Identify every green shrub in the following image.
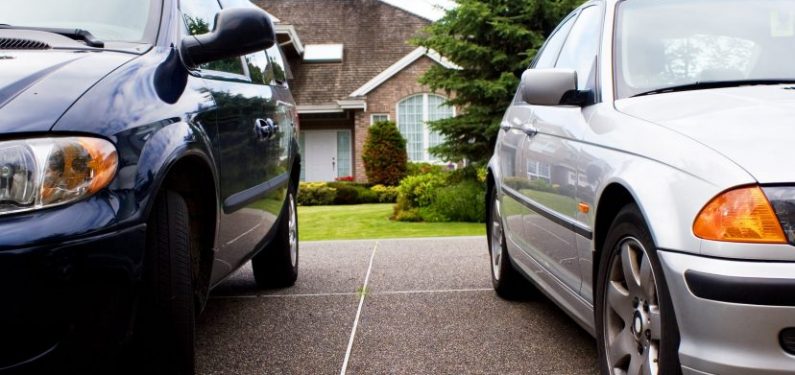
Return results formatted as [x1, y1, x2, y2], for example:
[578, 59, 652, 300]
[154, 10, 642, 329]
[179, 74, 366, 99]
[371, 184, 399, 203]
[297, 182, 337, 206]
[407, 162, 446, 176]
[447, 165, 480, 184]
[395, 173, 447, 210]
[331, 183, 359, 205]
[392, 207, 423, 222]
[477, 167, 488, 184]
[363, 121, 408, 186]
[428, 180, 487, 222]
[357, 188, 380, 204]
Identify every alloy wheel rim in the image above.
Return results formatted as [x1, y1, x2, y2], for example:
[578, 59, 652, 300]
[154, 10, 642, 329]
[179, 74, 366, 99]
[604, 237, 661, 375]
[288, 193, 298, 267]
[491, 198, 503, 280]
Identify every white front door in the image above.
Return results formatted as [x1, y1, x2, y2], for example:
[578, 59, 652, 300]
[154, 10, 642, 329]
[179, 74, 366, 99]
[303, 130, 338, 182]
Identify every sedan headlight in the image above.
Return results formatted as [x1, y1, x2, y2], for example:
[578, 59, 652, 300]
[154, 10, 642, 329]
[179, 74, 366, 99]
[762, 186, 795, 245]
[0, 137, 118, 216]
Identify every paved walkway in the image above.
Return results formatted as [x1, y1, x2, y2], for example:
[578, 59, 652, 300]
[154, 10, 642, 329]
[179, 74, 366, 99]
[196, 237, 598, 374]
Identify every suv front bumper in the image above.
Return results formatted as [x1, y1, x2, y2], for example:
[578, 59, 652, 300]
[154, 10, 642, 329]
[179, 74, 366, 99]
[0, 221, 146, 372]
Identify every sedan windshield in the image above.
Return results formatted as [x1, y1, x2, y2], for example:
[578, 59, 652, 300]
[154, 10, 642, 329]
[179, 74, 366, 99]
[616, 0, 795, 98]
[0, 0, 160, 44]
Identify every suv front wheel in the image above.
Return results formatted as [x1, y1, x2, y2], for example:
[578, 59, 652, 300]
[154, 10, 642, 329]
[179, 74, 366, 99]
[252, 185, 299, 288]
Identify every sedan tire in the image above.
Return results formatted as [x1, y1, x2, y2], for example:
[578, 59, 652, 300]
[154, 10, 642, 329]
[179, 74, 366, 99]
[489, 189, 534, 300]
[595, 204, 681, 375]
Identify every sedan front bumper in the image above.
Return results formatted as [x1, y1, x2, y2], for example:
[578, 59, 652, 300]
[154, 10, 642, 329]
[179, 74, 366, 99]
[659, 250, 795, 375]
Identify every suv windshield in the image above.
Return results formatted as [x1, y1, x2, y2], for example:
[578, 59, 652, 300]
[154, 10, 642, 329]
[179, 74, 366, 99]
[616, 0, 795, 98]
[0, 0, 161, 44]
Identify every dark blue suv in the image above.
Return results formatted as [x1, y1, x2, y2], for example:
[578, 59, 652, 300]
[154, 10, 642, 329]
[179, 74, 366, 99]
[0, 0, 301, 373]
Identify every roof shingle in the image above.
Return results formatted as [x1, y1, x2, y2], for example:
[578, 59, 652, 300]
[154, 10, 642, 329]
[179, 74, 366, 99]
[256, 0, 430, 105]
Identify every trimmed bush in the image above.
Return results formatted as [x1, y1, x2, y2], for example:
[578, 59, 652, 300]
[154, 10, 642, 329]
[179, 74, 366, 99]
[392, 167, 487, 223]
[330, 183, 359, 205]
[363, 121, 408, 186]
[392, 207, 423, 222]
[371, 184, 399, 203]
[297, 182, 337, 206]
[299, 182, 383, 206]
[428, 180, 487, 222]
[395, 173, 448, 211]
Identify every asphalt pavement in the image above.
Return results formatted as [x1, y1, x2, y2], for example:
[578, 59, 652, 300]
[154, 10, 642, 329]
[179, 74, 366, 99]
[196, 236, 598, 374]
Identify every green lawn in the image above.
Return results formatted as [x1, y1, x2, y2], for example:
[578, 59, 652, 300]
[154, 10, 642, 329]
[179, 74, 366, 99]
[298, 204, 485, 241]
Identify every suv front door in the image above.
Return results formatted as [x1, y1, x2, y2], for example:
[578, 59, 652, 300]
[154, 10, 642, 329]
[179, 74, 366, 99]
[180, 0, 280, 279]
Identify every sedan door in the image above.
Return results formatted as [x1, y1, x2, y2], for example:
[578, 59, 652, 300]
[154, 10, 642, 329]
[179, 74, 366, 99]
[510, 5, 603, 299]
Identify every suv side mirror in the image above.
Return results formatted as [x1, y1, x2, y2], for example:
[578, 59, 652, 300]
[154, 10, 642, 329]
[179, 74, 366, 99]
[521, 69, 590, 106]
[181, 7, 276, 68]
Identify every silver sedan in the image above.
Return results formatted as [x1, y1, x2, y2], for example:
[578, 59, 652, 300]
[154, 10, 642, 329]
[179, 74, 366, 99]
[487, 0, 795, 374]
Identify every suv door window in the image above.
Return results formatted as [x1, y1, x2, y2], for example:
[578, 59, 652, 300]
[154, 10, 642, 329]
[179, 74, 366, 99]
[554, 5, 602, 90]
[265, 44, 289, 84]
[245, 51, 270, 85]
[180, 0, 245, 76]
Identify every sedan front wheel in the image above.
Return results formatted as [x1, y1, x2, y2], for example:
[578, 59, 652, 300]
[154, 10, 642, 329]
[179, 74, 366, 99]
[595, 204, 681, 375]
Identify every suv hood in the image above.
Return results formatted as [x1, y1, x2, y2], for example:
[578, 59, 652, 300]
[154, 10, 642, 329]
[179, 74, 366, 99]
[0, 50, 135, 133]
[616, 85, 795, 184]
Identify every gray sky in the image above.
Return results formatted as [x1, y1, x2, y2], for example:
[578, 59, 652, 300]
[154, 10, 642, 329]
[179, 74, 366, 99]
[380, 0, 456, 21]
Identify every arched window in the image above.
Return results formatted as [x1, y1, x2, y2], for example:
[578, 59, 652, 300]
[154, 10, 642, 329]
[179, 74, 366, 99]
[397, 94, 455, 162]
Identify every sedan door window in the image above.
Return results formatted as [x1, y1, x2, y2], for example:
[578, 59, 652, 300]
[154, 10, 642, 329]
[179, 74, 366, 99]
[532, 14, 577, 69]
[555, 5, 602, 91]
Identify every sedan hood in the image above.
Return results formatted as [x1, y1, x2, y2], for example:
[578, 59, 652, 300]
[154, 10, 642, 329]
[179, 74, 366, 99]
[616, 85, 795, 184]
[0, 49, 135, 133]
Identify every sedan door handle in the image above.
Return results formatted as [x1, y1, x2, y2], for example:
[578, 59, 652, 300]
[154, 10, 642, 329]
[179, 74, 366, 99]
[500, 122, 513, 131]
[521, 123, 539, 137]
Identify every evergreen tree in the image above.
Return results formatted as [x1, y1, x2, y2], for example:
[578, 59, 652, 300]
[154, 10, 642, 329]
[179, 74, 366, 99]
[413, 0, 582, 165]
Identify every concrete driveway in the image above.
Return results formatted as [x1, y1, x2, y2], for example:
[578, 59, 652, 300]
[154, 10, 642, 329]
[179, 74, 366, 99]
[196, 237, 598, 374]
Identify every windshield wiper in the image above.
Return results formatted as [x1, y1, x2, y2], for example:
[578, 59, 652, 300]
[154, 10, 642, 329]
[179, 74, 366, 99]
[0, 25, 104, 48]
[632, 79, 795, 97]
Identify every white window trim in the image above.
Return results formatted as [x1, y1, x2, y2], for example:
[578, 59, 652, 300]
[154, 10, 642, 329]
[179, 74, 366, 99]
[396, 93, 456, 163]
[370, 114, 391, 125]
[336, 130, 353, 179]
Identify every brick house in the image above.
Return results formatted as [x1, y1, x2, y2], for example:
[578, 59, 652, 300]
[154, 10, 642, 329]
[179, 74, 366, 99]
[258, 0, 458, 182]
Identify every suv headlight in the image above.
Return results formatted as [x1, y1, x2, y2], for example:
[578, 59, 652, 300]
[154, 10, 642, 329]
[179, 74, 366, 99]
[0, 137, 118, 216]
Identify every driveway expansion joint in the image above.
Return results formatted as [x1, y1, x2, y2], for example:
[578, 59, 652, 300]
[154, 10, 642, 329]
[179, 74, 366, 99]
[340, 240, 379, 375]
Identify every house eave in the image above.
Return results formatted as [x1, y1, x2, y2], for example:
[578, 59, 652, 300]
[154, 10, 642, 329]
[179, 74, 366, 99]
[296, 99, 366, 115]
[349, 47, 461, 97]
[297, 104, 344, 114]
[275, 24, 305, 55]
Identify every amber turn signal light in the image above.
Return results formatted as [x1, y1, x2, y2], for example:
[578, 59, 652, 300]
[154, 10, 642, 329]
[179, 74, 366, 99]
[694, 186, 787, 244]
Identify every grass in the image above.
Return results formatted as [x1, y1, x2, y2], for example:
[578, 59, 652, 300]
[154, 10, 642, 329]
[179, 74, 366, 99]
[298, 204, 485, 241]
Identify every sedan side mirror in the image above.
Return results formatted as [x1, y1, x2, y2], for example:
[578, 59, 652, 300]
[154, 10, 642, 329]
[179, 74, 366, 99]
[521, 69, 590, 106]
[181, 7, 276, 69]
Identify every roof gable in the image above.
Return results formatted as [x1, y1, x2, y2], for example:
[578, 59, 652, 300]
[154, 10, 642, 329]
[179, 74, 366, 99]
[349, 47, 460, 97]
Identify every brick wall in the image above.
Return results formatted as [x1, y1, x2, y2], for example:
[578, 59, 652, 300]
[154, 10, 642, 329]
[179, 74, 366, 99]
[353, 56, 448, 182]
